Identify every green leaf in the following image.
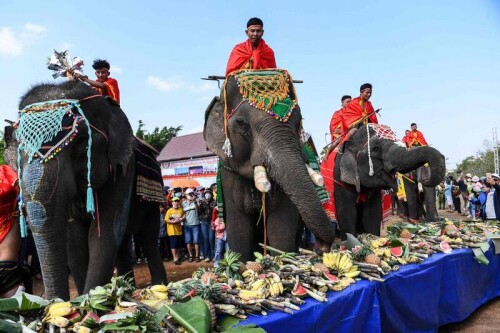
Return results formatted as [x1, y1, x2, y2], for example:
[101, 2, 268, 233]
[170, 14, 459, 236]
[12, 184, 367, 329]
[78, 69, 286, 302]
[151, 305, 170, 325]
[403, 244, 410, 259]
[219, 316, 241, 330]
[164, 296, 211, 333]
[0, 298, 20, 312]
[219, 317, 266, 333]
[472, 248, 490, 265]
[479, 242, 490, 252]
[100, 323, 140, 332]
[0, 319, 22, 333]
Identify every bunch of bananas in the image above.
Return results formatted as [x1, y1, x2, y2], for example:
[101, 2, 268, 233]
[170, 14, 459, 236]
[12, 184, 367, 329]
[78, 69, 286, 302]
[43, 301, 76, 327]
[242, 269, 258, 284]
[150, 284, 169, 300]
[239, 288, 266, 300]
[246, 273, 284, 297]
[323, 252, 360, 278]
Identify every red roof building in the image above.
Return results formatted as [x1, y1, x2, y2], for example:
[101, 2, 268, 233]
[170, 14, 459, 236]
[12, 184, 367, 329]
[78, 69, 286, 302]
[157, 132, 218, 188]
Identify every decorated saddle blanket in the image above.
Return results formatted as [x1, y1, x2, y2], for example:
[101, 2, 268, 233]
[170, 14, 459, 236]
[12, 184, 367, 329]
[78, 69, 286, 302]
[134, 138, 165, 203]
[0, 165, 19, 244]
[226, 69, 297, 122]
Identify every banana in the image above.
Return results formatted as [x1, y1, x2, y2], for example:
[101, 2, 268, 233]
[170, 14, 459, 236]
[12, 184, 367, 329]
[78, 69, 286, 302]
[48, 316, 70, 328]
[341, 260, 353, 275]
[331, 252, 339, 268]
[234, 280, 244, 288]
[343, 270, 361, 278]
[338, 254, 349, 272]
[250, 279, 266, 291]
[152, 290, 168, 300]
[151, 285, 168, 293]
[349, 265, 359, 273]
[242, 269, 256, 278]
[336, 252, 343, 269]
[46, 305, 74, 319]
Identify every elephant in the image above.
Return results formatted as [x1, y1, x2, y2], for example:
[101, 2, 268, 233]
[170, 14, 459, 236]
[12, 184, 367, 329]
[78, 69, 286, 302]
[203, 72, 336, 262]
[397, 165, 440, 222]
[334, 124, 445, 237]
[3, 81, 167, 299]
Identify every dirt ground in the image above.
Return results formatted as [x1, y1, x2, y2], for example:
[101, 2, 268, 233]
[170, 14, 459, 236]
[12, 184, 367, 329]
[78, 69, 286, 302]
[31, 208, 499, 331]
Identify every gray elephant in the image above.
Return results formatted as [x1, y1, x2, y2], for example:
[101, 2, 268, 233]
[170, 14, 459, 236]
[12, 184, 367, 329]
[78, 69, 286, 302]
[203, 71, 335, 262]
[4, 81, 167, 300]
[334, 124, 445, 237]
[397, 165, 440, 222]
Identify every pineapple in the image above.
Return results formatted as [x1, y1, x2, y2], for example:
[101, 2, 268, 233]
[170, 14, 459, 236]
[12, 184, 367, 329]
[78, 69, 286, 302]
[312, 262, 329, 273]
[399, 229, 411, 239]
[245, 261, 263, 274]
[200, 271, 218, 285]
[364, 253, 381, 266]
[204, 300, 217, 328]
[444, 224, 459, 238]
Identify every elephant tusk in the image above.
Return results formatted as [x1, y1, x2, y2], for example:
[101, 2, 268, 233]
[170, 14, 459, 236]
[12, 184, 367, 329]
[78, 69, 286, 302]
[254, 165, 271, 193]
[306, 164, 324, 187]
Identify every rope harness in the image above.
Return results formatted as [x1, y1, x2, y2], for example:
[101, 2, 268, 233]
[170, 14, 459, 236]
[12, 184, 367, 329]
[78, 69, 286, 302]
[16, 95, 101, 237]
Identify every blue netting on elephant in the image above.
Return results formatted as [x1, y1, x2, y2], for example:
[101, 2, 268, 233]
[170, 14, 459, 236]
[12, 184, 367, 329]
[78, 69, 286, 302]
[16, 99, 95, 237]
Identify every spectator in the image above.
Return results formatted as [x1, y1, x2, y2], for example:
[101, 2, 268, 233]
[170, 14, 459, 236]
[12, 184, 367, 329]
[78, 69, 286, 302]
[444, 179, 454, 212]
[199, 189, 216, 262]
[212, 207, 227, 268]
[165, 197, 185, 265]
[488, 173, 500, 219]
[457, 174, 471, 216]
[436, 182, 445, 210]
[182, 188, 201, 262]
[158, 204, 171, 261]
[468, 183, 483, 221]
[483, 183, 497, 220]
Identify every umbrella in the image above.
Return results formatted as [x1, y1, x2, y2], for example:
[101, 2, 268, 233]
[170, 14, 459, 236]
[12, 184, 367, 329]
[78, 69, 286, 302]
[169, 178, 201, 188]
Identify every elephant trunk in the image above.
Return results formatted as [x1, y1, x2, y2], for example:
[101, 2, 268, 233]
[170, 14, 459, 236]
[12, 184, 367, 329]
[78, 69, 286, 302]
[21, 161, 73, 300]
[264, 145, 335, 250]
[384, 145, 445, 187]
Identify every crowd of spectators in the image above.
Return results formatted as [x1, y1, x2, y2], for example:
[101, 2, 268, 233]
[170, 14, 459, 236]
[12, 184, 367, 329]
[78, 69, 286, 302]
[437, 172, 500, 221]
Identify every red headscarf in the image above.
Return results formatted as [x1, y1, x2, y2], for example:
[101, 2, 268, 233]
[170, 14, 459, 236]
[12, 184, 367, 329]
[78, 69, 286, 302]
[226, 39, 276, 76]
[0, 165, 18, 243]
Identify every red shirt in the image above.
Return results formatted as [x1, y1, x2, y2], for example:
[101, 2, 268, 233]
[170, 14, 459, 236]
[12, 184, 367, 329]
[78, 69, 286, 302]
[329, 109, 343, 141]
[226, 39, 277, 76]
[0, 165, 18, 243]
[341, 97, 378, 133]
[96, 77, 120, 105]
[406, 130, 428, 147]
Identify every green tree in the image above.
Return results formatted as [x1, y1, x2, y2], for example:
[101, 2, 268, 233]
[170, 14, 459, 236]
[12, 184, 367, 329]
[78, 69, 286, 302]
[455, 140, 496, 176]
[135, 121, 183, 151]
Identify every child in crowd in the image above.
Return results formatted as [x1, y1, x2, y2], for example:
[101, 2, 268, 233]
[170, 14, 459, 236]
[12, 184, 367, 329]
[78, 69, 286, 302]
[211, 206, 227, 268]
[165, 197, 185, 265]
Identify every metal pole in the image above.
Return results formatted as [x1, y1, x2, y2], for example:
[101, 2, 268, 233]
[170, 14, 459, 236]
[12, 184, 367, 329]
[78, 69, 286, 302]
[493, 127, 499, 174]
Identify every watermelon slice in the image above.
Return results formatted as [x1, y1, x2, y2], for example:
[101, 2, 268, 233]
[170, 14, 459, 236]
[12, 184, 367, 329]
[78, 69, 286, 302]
[322, 271, 339, 283]
[390, 246, 403, 257]
[440, 241, 452, 254]
[66, 311, 82, 324]
[291, 283, 308, 298]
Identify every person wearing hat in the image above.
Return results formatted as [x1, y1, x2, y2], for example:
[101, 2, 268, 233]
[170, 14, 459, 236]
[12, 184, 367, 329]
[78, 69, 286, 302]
[182, 188, 201, 262]
[341, 83, 378, 134]
[225, 17, 277, 76]
[457, 173, 472, 216]
[165, 197, 185, 265]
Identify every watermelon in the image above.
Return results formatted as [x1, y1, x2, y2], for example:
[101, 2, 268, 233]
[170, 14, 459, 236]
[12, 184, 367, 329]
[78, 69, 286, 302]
[291, 283, 308, 298]
[66, 311, 82, 324]
[322, 271, 339, 283]
[81, 311, 100, 328]
[440, 241, 452, 254]
[390, 246, 403, 257]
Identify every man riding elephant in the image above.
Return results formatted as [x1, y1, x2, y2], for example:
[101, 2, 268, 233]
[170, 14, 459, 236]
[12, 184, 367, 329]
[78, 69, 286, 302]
[226, 17, 277, 76]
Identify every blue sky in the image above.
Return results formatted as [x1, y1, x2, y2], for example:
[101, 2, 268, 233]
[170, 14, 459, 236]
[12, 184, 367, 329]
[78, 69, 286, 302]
[1, 0, 499, 170]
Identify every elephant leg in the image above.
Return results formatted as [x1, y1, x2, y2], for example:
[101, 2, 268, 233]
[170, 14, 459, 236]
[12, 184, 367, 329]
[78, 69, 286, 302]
[139, 204, 167, 285]
[115, 235, 134, 281]
[266, 194, 301, 253]
[67, 217, 89, 295]
[423, 186, 439, 221]
[361, 190, 382, 236]
[335, 187, 358, 239]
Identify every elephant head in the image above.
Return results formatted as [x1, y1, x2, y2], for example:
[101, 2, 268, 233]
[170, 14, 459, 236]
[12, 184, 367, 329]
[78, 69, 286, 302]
[5, 81, 136, 299]
[339, 124, 445, 191]
[204, 72, 335, 256]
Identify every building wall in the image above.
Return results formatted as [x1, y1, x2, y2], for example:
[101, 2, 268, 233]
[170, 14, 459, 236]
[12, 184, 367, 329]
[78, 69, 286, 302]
[161, 156, 218, 188]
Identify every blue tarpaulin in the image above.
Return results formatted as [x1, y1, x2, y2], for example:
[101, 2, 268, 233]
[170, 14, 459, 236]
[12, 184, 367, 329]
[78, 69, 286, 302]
[242, 245, 500, 333]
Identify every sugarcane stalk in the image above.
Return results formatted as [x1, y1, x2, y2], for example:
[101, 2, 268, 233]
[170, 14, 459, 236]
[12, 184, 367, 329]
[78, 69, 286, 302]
[298, 248, 317, 255]
[359, 272, 384, 282]
[262, 301, 294, 314]
[283, 293, 305, 305]
[124, 295, 180, 333]
[304, 289, 327, 302]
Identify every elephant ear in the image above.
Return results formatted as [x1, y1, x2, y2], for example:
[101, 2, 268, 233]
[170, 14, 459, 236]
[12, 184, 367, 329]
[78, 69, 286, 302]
[339, 145, 360, 192]
[417, 165, 431, 183]
[203, 96, 229, 163]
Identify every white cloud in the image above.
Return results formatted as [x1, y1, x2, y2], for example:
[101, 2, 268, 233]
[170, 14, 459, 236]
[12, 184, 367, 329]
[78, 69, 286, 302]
[147, 76, 182, 92]
[23, 23, 46, 35]
[111, 66, 123, 74]
[0, 27, 23, 56]
[186, 125, 204, 134]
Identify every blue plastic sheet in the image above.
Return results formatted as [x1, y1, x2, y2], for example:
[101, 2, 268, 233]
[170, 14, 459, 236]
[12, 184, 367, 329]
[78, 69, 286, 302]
[241, 246, 500, 333]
